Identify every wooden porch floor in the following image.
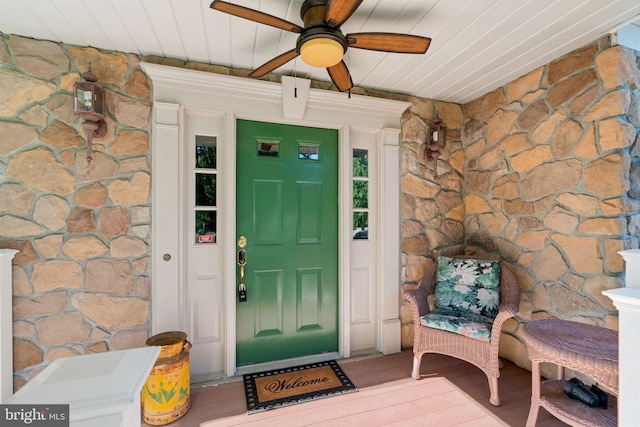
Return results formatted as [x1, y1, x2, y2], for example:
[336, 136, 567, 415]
[150, 350, 568, 426]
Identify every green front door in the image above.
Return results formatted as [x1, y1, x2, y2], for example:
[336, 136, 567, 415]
[235, 119, 339, 366]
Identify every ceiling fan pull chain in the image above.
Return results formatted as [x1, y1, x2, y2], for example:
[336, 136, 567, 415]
[293, 59, 298, 98]
[347, 50, 351, 99]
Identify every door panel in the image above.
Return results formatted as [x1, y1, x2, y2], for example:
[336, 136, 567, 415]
[297, 268, 322, 330]
[254, 180, 283, 245]
[297, 182, 323, 243]
[254, 269, 284, 336]
[236, 119, 338, 366]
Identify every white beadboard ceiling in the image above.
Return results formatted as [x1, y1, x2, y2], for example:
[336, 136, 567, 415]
[1, 0, 639, 104]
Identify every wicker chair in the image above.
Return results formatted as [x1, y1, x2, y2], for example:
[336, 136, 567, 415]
[403, 256, 521, 406]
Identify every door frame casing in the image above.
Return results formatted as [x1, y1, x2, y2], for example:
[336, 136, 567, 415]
[142, 62, 407, 377]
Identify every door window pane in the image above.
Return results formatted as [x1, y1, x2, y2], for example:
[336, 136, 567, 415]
[196, 173, 216, 206]
[196, 211, 216, 244]
[196, 136, 217, 169]
[299, 143, 319, 161]
[258, 140, 279, 157]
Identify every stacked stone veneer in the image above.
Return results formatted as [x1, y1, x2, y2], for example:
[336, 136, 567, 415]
[0, 35, 152, 390]
[400, 37, 640, 370]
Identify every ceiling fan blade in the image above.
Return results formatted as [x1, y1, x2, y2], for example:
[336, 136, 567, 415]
[347, 32, 431, 54]
[211, 0, 303, 33]
[327, 61, 353, 92]
[324, 0, 363, 27]
[249, 49, 299, 78]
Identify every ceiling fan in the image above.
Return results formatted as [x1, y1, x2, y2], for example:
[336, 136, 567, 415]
[210, 0, 431, 92]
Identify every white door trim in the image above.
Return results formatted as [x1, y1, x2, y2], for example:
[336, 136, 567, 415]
[142, 62, 407, 378]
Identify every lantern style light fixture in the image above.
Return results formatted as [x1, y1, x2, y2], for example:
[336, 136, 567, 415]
[423, 115, 447, 178]
[73, 64, 107, 164]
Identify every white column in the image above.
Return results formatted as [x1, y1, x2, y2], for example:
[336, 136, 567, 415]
[604, 287, 640, 427]
[603, 249, 640, 425]
[0, 249, 19, 402]
[151, 102, 183, 334]
[619, 249, 640, 287]
[378, 128, 401, 355]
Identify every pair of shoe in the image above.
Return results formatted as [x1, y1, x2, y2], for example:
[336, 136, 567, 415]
[563, 378, 608, 409]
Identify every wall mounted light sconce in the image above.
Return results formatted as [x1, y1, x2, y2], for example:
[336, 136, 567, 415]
[423, 115, 447, 178]
[73, 64, 107, 164]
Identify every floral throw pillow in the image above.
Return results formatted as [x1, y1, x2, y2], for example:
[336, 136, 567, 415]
[434, 256, 501, 318]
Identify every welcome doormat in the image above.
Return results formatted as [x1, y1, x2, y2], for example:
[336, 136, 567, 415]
[243, 360, 358, 414]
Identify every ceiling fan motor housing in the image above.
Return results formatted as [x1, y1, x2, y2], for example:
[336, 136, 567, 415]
[301, 0, 330, 25]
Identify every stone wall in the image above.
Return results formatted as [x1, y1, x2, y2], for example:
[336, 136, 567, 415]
[399, 99, 466, 273]
[398, 98, 466, 345]
[400, 37, 640, 370]
[0, 35, 152, 390]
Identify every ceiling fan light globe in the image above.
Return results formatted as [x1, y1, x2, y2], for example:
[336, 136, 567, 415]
[300, 38, 344, 68]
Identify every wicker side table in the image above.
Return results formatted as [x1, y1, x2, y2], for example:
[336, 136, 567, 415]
[522, 319, 618, 427]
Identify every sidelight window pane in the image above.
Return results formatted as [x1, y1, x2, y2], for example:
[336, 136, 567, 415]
[353, 180, 368, 209]
[353, 213, 368, 240]
[195, 211, 216, 244]
[196, 173, 216, 206]
[353, 149, 368, 177]
[196, 135, 217, 169]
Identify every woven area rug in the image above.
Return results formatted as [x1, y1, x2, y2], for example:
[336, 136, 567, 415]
[243, 360, 358, 414]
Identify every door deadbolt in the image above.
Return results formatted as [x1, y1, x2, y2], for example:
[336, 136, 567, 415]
[163, 254, 171, 261]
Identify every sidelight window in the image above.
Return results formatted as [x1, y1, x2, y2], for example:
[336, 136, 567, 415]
[352, 148, 369, 240]
[195, 135, 217, 244]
